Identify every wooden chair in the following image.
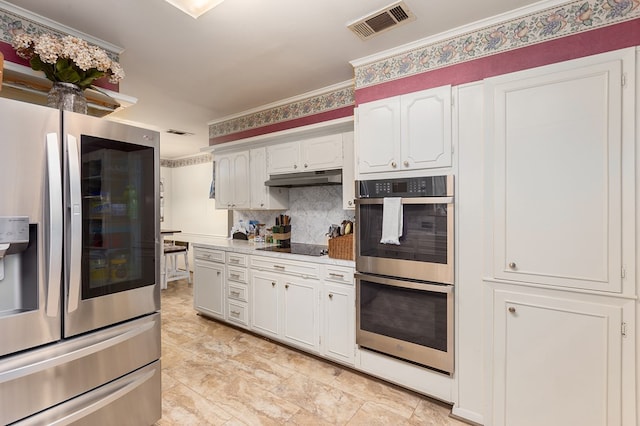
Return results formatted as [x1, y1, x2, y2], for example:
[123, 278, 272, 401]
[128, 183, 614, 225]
[161, 240, 191, 289]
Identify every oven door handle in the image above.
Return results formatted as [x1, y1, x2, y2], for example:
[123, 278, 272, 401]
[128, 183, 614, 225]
[355, 273, 453, 293]
[355, 196, 454, 205]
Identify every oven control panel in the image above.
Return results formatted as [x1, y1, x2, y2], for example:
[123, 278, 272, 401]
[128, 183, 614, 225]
[357, 175, 451, 198]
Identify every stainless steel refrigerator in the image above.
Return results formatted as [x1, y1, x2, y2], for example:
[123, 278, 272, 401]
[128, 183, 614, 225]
[0, 97, 161, 425]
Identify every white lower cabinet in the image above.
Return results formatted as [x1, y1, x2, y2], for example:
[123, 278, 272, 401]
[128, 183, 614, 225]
[281, 277, 319, 352]
[489, 287, 633, 426]
[250, 258, 320, 353]
[321, 265, 355, 365]
[193, 247, 225, 320]
[250, 270, 280, 338]
[225, 252, 249, 328]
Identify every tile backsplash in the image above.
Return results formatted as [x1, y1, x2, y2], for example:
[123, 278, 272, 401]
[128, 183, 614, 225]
[234, 186, 354, 246]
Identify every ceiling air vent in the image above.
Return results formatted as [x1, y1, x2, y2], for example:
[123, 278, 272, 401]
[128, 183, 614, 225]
[348, 1, 416, 40]
[166, 129, 194, 136]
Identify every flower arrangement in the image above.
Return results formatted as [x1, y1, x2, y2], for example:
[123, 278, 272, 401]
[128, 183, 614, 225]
[11, 33, 125, 90]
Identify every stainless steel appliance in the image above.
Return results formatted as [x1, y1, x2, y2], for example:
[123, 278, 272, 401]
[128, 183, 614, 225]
[264, 169, 342, 187]
[255, 243, 328, 256]
[0, 97, 161, 425]
[355, 175, 454, 373]
[355, 175, 454, 284]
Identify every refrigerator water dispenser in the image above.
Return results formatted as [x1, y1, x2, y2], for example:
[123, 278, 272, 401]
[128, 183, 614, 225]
[0, 216, 29, 281]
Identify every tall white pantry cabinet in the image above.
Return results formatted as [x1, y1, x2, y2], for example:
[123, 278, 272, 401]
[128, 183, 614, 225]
[482, 47, 637, 425]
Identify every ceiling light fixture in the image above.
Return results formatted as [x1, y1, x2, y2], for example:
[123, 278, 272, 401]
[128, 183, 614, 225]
[164, 0, 224, 19]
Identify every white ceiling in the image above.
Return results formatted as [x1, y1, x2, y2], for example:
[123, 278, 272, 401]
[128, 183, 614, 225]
[7, 0, 541, 158]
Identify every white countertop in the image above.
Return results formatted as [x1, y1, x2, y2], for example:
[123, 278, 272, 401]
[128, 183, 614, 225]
[193, 238, 355, 268]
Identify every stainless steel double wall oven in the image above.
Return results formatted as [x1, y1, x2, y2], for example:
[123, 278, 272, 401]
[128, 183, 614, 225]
[355, 175, 454, 374]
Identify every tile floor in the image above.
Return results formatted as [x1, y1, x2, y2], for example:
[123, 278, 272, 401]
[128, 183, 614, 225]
[158, 279, 469, 425]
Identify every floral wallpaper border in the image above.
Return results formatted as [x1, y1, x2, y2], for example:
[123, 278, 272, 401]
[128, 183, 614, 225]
[209, 85, 354, 139]
[161, 153, 212, 168]
[0, 3, 120, 61]
[354, 0, 640, 88]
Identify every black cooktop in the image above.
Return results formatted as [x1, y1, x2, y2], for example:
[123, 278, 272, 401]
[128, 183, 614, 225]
[256, 243, 328, 257]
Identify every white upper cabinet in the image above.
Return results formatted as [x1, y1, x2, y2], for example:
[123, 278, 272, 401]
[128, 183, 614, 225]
[216, 147, 289, 210]
[267, 134, 343, 174]
[249, 147, 289, 210]
[356, 85, 452, 175]
[215, 150, 250, 210]
[341, 131, 356, 209]
[266, 141, 300, 174]
[485, 48, 635, 293]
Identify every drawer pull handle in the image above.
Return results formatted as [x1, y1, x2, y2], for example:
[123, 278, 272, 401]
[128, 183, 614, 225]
[230, 290, 240, 297]
[230, 310, 240, 317]
[230, 273, 240, 279]
[273, 265, 285, 270]
[329, 273, 344, 279]
[230, 258, 240, 263]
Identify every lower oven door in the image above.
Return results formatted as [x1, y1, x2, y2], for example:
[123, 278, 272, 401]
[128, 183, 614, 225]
[355, 273, 454, 374]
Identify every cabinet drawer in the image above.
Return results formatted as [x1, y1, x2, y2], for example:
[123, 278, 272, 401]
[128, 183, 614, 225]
[194, 247, 225, 263]
[251, 256, 320, 279]
[227, 282, 248, 302]
[324, 265, 354, 285]
[226, 252, 248, 267]
[227, 266, 248, 284]
[226, 300, 248, 327]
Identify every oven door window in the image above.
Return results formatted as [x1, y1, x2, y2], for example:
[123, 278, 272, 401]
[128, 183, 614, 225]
[359, 278, 449, 351]
[81, 135, 155, 299]
[359, 203, 449, 263]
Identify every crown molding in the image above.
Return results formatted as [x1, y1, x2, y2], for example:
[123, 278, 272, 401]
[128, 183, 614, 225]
[0, 0, 123, 54]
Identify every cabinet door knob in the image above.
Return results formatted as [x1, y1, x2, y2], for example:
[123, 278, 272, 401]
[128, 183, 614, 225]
[285, 284, 289, 289]
[508, 262, 517, 269]
[293, 164, 298, 169]
[348, 200, 353, 206]
[328, 293, 333, 299]
[271, 282, 276, 287]
[403, 160, 409, 167]
[304, 163, 308, 168]
[508, 307, 516, 313]
[391, 161, 397, 168]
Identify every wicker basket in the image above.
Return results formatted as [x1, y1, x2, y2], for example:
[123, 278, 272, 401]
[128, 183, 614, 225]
[328, 233, 354, 260]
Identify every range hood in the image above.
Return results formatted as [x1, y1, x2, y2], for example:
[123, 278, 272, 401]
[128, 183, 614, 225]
[265, 169, 342, 187]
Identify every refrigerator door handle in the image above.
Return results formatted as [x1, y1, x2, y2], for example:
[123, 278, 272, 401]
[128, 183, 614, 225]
[67, 134, 82, 313]
[46, 133, 62, 317]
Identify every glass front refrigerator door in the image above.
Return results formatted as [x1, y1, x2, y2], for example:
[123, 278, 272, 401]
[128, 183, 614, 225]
[81, 136, 155, 299]
[63, 115, 160, 338]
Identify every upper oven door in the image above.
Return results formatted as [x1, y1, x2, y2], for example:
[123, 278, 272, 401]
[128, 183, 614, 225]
[355, 196, 454, 284]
